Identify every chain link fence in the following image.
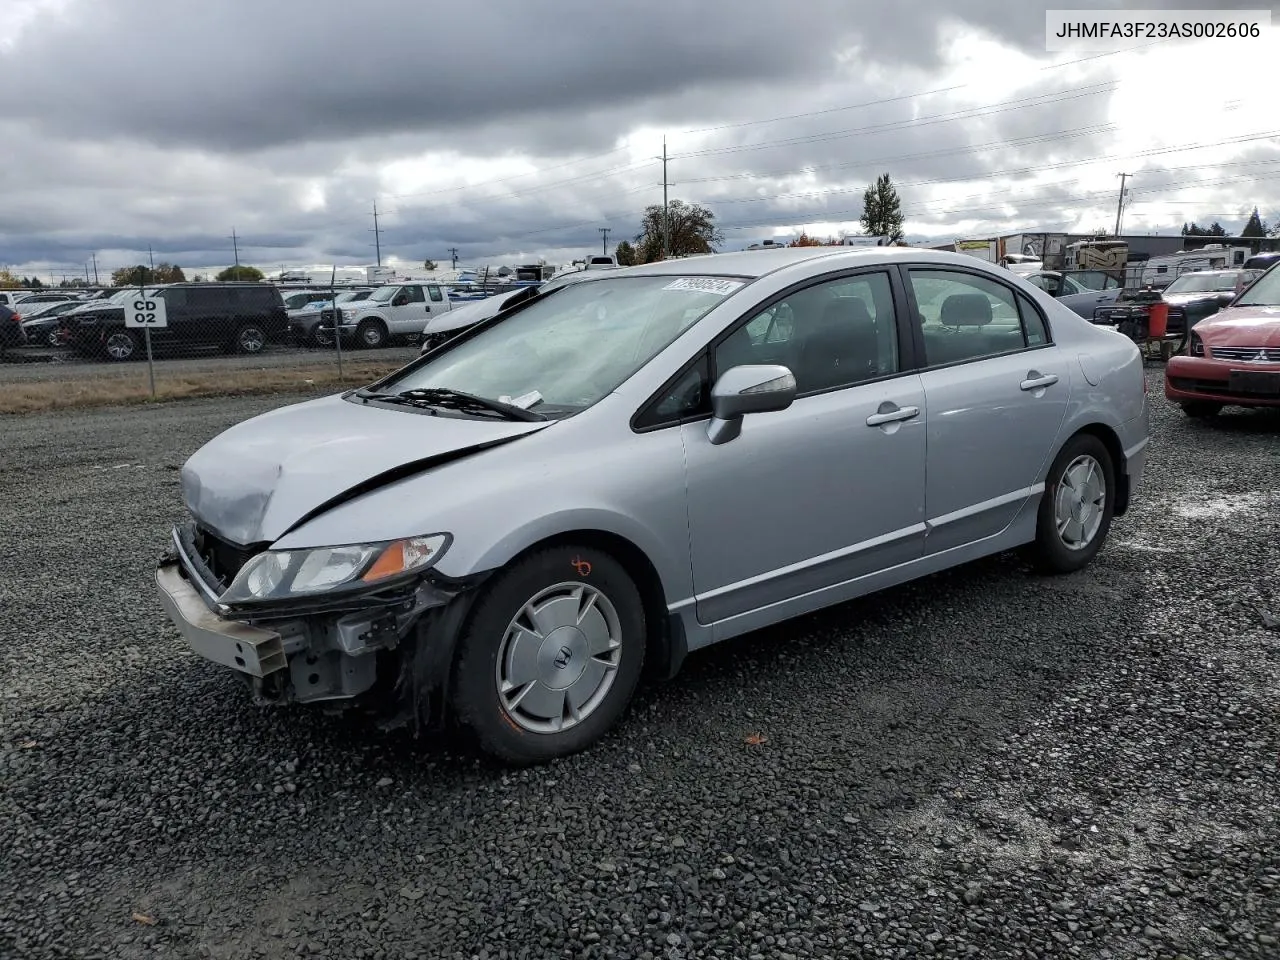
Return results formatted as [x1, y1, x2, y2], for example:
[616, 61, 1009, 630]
[0, 279, 423, 412]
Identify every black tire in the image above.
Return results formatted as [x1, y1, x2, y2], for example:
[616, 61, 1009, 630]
[356, 319, 387, 350]
[233, 324, 267, 355]
[103, 330, 138, 362]
[312, 325, 334, 347]
[1181, 401, 1222, 419]
[1026, 433, 1116, 575]
[451, 545, 647, 765]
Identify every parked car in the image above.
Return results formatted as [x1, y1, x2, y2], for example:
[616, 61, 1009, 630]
[281, 290, 336, 313]
[0, 304, 26, 353]
[1025, 271, 1123, 320]
[317, 281, 455, 348]
[1244, 252, 1280, 272]
[418, 267, 597, 354]
[291, 289, 374, 346]
[1165, 263, 1280, 417]
[0, 291, 29, 310]
[156, 247, 1149, 764]
[19, 300, 81, 346]
[1159, 269, 1261, 337]
[63, 283, 287, 361]
[12, 292, 75, 309]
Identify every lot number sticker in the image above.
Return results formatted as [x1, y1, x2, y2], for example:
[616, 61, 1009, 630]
[125, 295, 167, 329]
[663, 277, 743, 296]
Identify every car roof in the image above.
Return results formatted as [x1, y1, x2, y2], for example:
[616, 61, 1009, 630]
[608, 245, 1013, 281]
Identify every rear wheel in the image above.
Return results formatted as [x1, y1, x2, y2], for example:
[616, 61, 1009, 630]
[1027, 433, 1115, 574]
[356, 319, 387, 349]
[1181, 401, 1221, 419]
[233, 324, 266, 355]
[451, 545, 646, 765]
[103, 331, 138, 361]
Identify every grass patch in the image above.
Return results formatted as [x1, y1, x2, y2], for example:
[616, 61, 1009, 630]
[0, 360, 404, 414]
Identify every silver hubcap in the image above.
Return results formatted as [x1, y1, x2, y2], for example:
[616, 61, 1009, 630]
[239, 328, 264, 352]
[1054, 454, 1106, 550]
[106, 334, 133, 359]
[361, 325, 382, 347]
[495, 582, 623, 734]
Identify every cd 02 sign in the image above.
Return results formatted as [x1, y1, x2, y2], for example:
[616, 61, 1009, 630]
[125, 295, 167, 329]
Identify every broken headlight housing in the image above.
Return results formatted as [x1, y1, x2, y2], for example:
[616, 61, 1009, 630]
[219, 534, 450, 604]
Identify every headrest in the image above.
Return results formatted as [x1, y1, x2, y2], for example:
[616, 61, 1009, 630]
[819, 296, 873, 327]
[940, 293, 992, 326]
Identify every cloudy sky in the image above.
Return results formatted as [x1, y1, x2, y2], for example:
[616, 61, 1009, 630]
[2, 0, 1278, 281]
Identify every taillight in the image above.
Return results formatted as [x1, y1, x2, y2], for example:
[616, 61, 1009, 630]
[12, 314, 22, 322]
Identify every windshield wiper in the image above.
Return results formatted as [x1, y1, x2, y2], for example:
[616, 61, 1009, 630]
[355, 387, 546, 421]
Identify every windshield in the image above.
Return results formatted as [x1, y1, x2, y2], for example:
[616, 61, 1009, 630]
[377, 275, 741, 416]
[1235, 266, 1280, 307]
[368, 285, 400, 302]
[1165, 273, 1238, 293]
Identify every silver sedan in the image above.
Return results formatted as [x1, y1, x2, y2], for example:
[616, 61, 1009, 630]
[157, 247, 1149, 764]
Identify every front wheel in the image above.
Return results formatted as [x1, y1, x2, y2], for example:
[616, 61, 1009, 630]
[1027, 433, 1115, 574]
[451, 545, 647, 765]
[103, 331, 138, 362]
[356, 319, 387, 349]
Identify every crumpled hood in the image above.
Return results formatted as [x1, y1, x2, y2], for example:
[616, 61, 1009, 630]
[1195, 306, 1280, 347]
[181, 394, 552, 545]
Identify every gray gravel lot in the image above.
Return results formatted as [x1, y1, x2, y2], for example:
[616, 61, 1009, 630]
[0, 344, 418, 383]
[2, 370, 1278, 960]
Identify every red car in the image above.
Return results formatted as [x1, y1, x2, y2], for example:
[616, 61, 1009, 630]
[1165, 264, 1280, 418]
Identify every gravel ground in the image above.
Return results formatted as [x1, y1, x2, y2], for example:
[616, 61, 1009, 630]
[2, 369, 1278, 960]
[0, 344, 418, 383]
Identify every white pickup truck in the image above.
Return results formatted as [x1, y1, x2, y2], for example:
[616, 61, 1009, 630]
[324, 280, 454, 348]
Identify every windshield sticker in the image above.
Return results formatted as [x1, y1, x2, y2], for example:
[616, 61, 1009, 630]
[663, 277, 743, 296]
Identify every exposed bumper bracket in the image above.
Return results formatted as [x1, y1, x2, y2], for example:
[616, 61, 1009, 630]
[156, 564, 286, 677]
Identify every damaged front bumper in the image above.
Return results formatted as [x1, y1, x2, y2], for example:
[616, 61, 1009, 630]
[155, 524, 478, 715]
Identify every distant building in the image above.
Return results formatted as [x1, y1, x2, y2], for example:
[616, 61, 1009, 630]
[931, 232, 1277, 272]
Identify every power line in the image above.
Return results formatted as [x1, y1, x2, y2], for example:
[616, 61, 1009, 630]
[669, 81, 1119, 160]
[370, 36, 1174, 204]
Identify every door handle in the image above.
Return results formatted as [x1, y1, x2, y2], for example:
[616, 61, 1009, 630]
[1020, 373, 1059, 391]
[865, 405, 920, 427]
[424, 306, 431, 312]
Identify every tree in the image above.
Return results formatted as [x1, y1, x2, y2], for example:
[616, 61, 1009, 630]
[1242, 207, 1268, 238]
[789, 232, 823, 247]
[0, 269, 20, 289]
[1208, 222, 1227, 236]
[859, 173, 905, 242]
[634, 199, 723, 263]
[423, 259, 437, 271]
[215, 265, 265, 282]
[614, 240, 637, 266]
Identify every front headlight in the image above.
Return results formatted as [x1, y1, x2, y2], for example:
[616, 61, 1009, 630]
[219, 534, 449, 604]
[1190, 331, 1205, 356]
[340, 309, 358, 320]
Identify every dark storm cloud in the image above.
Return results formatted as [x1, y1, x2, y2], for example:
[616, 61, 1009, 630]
[2, 0, 1275, 275]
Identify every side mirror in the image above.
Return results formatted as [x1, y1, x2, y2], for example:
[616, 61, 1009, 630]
[707, 364, 797, 445]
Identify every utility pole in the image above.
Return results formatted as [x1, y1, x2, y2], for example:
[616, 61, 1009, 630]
[1114, 173, 1131, 237]
[230, 229, 240, 269]
[84, 263, 90, 284]
[599, 227, 610, 256]
[91, 252, 99, 284]
[448, 247, 459, 269]
[371, 202, 382, 267]
[148, 245, 156, 271]
[653, 136, 670, 259]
